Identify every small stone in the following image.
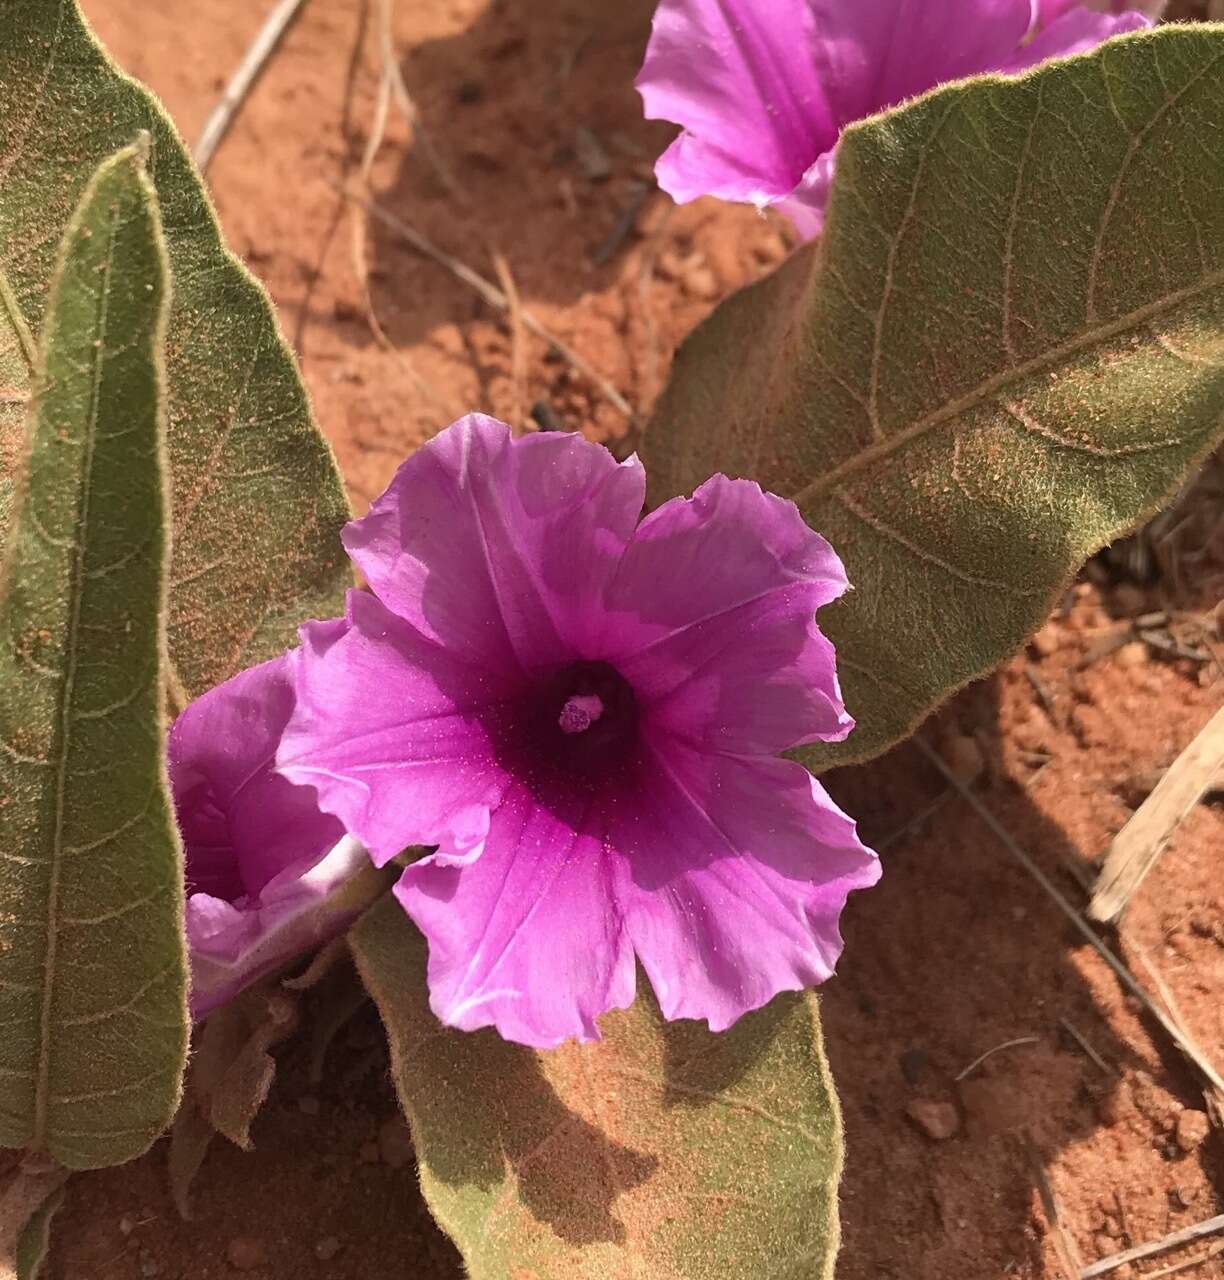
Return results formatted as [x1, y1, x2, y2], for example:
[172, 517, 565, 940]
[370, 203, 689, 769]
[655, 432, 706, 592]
[1116, 641, 1147, 669]
[942, 734, 984, 785]
[226, 1236, 267, 1271]
[315, 1237, 343, 1262]
[139, 1259, 161, 1279]
[905, 1099, 960, 1141]
[680, 261, 719, 301]
[1175, 1109, 1210, 1153]
[119, 1213, 138, 1236]
[573, 126, 611, 182]
[899, 1048, 929, 1085]
[1031, 623, 1061, 657]
[378, 1115, 414, 1170]
[297, 1094, 320, 1116]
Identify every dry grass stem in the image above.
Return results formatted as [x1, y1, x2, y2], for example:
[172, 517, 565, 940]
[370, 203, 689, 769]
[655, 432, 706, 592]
[338, 184, 640, 427]
[1143, 1240, 1224, 1279]
[1080, 1213, 1224, 1278]
[1058, 1018, 1113, 1075]
[915, 737, 1224, 1105]
[194, 0, 310, 174]
[375, 0, 461, 199]
[1023, 1135, 1084, 1279]
[347, 41, 451, 416]
[491, 251, 527, 431]
[954, 1036, 1040, 1082]
[1089, 703, 1224, 922]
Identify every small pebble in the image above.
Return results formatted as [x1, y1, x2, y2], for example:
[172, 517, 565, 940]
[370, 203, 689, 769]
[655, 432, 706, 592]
[226, 1236, 268, 1271]
[942, 734, 984, 785]
[905, 1099, 960, 1141]
[315, 1237, 344, 1262]
[1175, 1109, 1210, 1153]
[378, 1115, 414, 1170]
[139, 1253, 161, 1279]
[1031, 624, 1060, 657]
[573, 125, 611, 182]
[680, 261, 719, 301]
[1116, 641, 1147, 669]
[119, 1213, 138, 1236]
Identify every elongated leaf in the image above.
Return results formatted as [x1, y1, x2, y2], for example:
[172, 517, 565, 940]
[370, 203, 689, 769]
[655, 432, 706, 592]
[15, 1184, 64, 1280]
[351, 898, 842, 1280]
[0, 145, 188, 1169]
[0, 0, 350, 697]
[644, 26, 1224, 770]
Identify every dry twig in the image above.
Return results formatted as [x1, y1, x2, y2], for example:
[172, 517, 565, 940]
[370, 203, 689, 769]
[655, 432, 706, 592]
[194, 0, 310, 174]
[955, 1036, 1040, 1082]
[491, 251, 527, 431]
[1023, 1135, 1084, 1279]
[1058, 1018, 1113, 1075]
[915, 737, 1224, 1105]
[1089, 703, 1224, 922]
[335, 184, 640, 427]
[1080, 1213, 1224, 1278]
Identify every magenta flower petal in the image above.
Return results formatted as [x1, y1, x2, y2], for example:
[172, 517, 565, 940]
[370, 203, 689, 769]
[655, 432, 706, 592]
[610, 475, 852, 754]
[638, 0, 1151, 237]
[277, 593, 521, 867]
[186, 835, 371, 1019]
[638, 0, 834, 210]
[1004, 5, 1150, 70]
[168, 650, 360, 1018]
[283, 417, 878, 1047]
[614, 747, 881, 1029]
[395, 782, 636, 1048]
[341, 413, 645, 672]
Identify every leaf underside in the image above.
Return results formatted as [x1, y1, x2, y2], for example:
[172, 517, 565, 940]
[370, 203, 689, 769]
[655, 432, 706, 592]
[351, 897, 843, 1280]
[0, 0, 351, 697]
[643, 25, 1224, 770]
[0, 146, 188, 1169]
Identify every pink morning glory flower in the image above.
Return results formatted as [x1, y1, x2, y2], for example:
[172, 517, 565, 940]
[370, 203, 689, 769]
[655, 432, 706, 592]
[169, 648, 371, 1019]
[277, 415, 880, 1049]
[636, 0, 1151, 239]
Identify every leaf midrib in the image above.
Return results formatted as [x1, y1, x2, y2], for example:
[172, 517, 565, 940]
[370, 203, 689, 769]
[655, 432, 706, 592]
[789, 259, 1224, 509]
[32, 199, 120, 1147]
[0, 264, 36, 373]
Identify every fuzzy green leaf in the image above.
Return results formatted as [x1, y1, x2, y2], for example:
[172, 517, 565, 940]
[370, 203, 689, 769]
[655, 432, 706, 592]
[350, 897, 842, 1280]
[15, 1184, 64, 1280]
[0, 0, 350, 697]
[643, 26, 1224, 770]
[0, 145, 188, 1169]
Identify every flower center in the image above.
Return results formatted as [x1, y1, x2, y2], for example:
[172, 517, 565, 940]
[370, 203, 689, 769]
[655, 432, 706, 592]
[501, 660, 639, 793]
[558, 693, 604, 735]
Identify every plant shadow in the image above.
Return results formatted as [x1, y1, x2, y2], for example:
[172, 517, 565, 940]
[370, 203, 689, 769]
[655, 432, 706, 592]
[358, 0, 671, 350]
[818, 670, 1214, 1280]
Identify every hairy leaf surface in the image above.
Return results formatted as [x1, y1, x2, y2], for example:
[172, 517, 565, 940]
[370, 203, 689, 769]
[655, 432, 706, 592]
[644, 26, 1224, 769]
[0, 0, 350, 696]
[0, 146, 187, 1169]
[351, 898, 842, 1280]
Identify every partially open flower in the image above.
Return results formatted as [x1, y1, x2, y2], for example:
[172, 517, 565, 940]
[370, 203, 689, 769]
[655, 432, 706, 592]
[278, 415, 879, 1049]
[636, 0, 1151, 238]
[169, 650, 374, 1019]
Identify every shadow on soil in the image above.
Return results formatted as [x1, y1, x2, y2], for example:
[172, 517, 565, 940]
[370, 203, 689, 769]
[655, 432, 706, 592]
[346, 0, 672, 351]
[53, 674, 1216, 1280]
